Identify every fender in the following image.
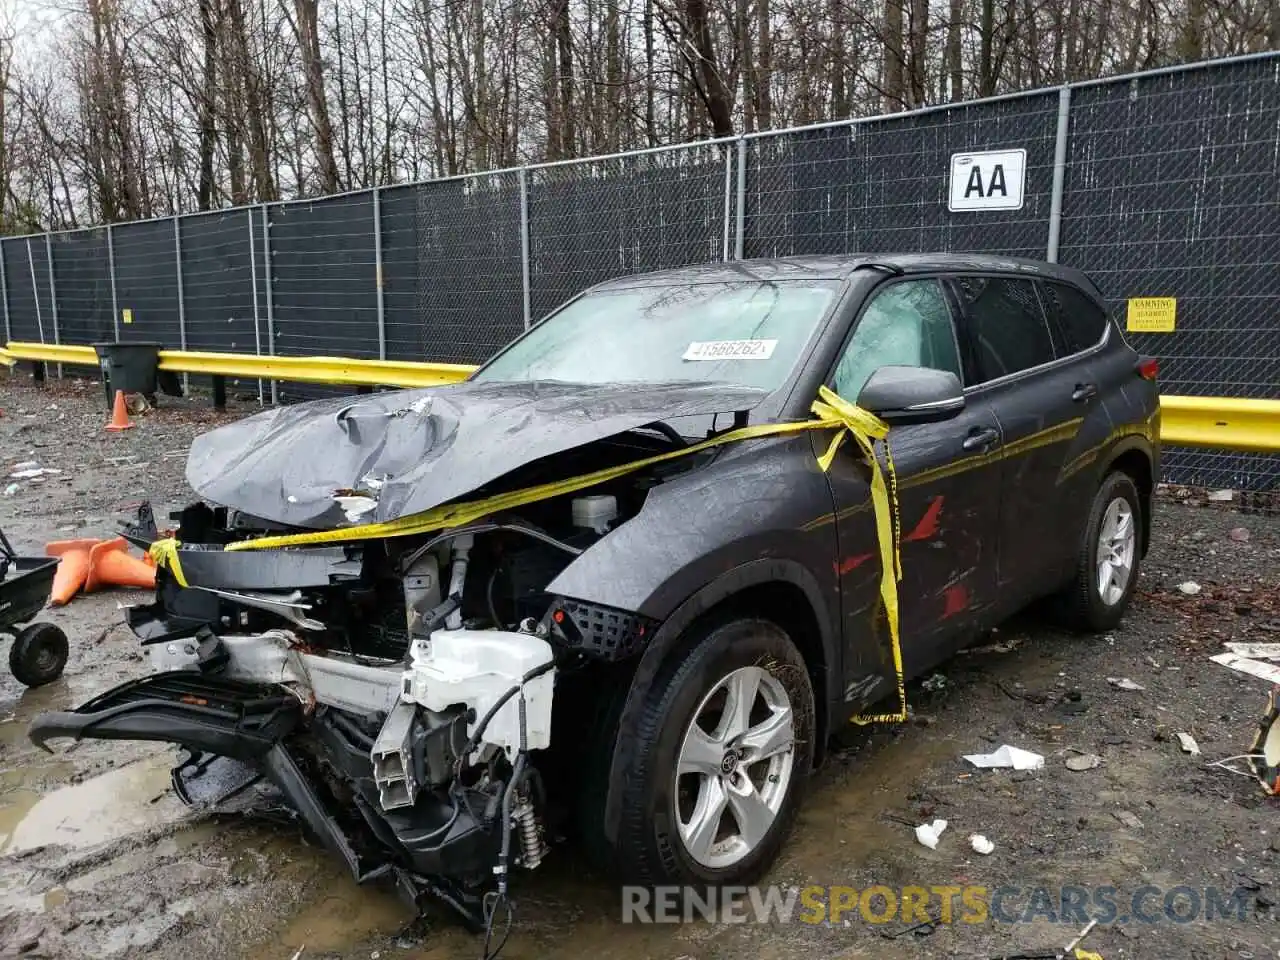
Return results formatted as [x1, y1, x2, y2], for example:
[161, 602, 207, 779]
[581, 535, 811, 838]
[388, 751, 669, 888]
[1098, 430, 1158, 551]
[596, 556, 840, 846]
[1100, 432, 1156, 480]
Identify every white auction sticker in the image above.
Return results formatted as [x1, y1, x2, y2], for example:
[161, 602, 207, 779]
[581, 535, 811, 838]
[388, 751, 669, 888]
[683, 339, 778, 361]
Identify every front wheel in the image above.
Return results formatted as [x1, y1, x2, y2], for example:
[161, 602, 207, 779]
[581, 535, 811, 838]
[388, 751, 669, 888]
[1057, 471, 1144, 632]
[608, 618, 815, 886]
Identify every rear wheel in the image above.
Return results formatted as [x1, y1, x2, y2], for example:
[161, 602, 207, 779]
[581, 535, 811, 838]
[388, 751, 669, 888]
[1058, 471, 1143, 632]
[608, 618, 814, 885]
[9, 622, 69, 687]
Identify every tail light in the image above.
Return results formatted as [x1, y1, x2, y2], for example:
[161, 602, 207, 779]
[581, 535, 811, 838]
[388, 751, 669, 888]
[1137, 357, 1159, 380]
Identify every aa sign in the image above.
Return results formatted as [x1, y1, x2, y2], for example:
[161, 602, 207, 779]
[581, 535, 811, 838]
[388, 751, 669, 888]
[948, 149, 1027, 212]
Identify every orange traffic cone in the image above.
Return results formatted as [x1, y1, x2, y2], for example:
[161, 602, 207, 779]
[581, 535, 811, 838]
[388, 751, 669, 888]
[105, 390, 135, 432]
[46, 538, 102, 606]
[85, 537, 157, 593]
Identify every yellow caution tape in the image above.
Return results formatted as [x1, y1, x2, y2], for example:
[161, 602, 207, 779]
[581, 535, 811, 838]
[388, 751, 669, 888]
[1075, 949, 1104, 960]
[813, 389, 906, 725]
[156, 386, 908, 724]
[148, 537, 189, 588]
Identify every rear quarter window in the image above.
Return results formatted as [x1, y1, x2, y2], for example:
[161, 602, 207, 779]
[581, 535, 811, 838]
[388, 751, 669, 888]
[953, 276, 1056, 383]
[1042, 281, 1109, 355]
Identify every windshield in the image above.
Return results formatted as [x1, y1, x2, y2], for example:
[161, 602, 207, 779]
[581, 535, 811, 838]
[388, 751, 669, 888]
[474, 279, 840, 391]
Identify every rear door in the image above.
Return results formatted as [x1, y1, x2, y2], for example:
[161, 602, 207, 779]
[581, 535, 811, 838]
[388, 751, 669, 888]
[821, 276, 1004, 695]
[947, 274, 1104, 614]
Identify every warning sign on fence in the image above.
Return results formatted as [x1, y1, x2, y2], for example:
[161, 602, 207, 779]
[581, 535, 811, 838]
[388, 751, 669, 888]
[1126, 297, 1177, 333]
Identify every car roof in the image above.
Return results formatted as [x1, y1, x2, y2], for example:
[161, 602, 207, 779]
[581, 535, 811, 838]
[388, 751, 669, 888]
[589, 253, 1105, 301]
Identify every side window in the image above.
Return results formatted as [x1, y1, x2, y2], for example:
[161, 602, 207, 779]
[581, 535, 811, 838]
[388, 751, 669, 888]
[954, 276, 1056, 382]
[1042, 281, 1109, 355]
[831, 279, 963, 399]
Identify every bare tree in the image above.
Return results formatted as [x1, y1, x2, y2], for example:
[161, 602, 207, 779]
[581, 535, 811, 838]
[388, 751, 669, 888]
[0, 0, 1273, 228]
[286, 0, 340, 191]
[883, 0, 905, 107]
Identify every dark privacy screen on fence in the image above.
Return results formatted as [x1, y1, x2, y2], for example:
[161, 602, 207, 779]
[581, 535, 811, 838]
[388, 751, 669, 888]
[112, 219, 180, 347]
[527, 143, 729, 319]
[3, 237, 54, 344]
[180, 210, 263, 355]
[1060, 56, 1280, 491]
[269, 195, 380, 360]
[744, 91, 1060, 259]
[2, 53, 1276, 489]
[49, 229, 112, 346]
[381, 173, 525, 365]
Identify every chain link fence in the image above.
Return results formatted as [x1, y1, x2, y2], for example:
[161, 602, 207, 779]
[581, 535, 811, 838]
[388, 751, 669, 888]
[742, 91, 1060, 259]
[528, 142, 731, 320]
[382, 172, 525, 366]
[2, 236, 54, 344]
[1059, 55, 1280, 491]
[47, 228, 112, 347]
[1, 52, 1276, 489]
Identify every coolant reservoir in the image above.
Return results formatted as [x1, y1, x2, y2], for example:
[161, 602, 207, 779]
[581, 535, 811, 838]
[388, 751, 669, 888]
[572, 494, 617, 534]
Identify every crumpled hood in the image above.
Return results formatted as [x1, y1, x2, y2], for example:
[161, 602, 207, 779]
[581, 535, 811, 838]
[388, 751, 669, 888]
[187, 380, 768, 528]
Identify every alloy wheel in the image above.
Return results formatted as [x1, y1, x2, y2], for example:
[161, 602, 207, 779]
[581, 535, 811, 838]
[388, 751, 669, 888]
[673, 665, 796, 869]
[1096, 497, 1136, 606]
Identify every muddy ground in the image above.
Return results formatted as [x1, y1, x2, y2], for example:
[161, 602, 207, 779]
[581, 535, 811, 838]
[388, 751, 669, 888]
[1, 371, 1279, 960]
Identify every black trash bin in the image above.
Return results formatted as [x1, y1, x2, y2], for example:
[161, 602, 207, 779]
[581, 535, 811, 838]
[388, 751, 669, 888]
[93, 341, 162, 408]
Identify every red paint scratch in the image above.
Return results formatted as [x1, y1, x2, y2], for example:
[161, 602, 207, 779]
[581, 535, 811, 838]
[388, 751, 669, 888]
[942, 583, 969, 619]
[904, 495, 944, 543]
[835, 496, 945, 577]
[835, 553, 874, 576]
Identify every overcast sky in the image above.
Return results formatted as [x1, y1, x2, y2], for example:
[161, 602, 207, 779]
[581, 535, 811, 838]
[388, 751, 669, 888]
[3, 0, 70, 68]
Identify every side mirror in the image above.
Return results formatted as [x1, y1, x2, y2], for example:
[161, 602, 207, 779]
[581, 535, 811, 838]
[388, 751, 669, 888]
[855, 366, 965, 425]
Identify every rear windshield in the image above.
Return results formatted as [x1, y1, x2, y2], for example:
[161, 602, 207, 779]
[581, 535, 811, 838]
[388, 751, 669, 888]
[473, 280, 841, 392]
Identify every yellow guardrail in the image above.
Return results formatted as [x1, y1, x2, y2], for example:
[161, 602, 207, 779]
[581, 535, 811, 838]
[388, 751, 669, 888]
[2, 341, 474, 388]
[157, 350, 474, 388]
[4, 340, 1278, 453]
[4, 342, 100, 366]
[1159, 395, 1280, 454]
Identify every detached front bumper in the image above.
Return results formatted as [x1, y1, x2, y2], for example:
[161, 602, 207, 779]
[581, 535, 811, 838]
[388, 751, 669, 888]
[30, 586, 556, 914]
[40, 502, 559, 920]
[28, 670, 300, 759]
[28, 665, 503, 900]
[26, 670, 380, 881]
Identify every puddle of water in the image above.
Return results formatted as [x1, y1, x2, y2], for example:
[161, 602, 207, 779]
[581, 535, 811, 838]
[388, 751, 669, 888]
[8, 667, 124, 716]
[783, 729, 963, 874]
[237, 729, 970, 959]
[0, 788, 40, 851]
[271, 881, 417, 953]
[0, 753, 185, 854]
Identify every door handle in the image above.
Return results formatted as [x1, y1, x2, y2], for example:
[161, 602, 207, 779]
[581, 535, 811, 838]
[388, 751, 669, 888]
[1072, 382, 1098, 402]
[962, 426, 999, 451]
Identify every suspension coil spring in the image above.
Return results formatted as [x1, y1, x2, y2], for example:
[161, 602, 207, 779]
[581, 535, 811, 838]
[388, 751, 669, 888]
[512, 796, 547, 870]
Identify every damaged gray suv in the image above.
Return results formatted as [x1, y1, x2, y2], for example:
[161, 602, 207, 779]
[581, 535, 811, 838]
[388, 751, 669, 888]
[31, 254, 1159, 929]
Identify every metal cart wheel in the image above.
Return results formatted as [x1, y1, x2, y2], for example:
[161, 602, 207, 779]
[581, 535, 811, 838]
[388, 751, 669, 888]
[9, 622, 69, 687]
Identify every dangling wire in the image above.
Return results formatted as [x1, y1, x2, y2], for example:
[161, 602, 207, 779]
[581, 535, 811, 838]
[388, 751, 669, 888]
[1205, 753, 1266, 779]
[480, 889, 514, 960]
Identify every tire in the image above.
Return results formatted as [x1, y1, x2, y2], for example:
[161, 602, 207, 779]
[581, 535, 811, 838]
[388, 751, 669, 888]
[1057, 471, 1144, 632]
[607, 617, 815, 886]
[8, 622, 69, 687]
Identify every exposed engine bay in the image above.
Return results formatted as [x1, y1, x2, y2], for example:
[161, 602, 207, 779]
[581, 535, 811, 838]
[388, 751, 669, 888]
[26, 379, 778, 952]
[26, 423, 696, 940]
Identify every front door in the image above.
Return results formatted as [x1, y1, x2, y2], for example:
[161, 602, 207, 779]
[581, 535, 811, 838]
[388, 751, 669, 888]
[820, 277, 1004, 712]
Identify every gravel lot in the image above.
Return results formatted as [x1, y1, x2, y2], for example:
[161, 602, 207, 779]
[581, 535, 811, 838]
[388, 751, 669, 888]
[1, 371, 1279, 960]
